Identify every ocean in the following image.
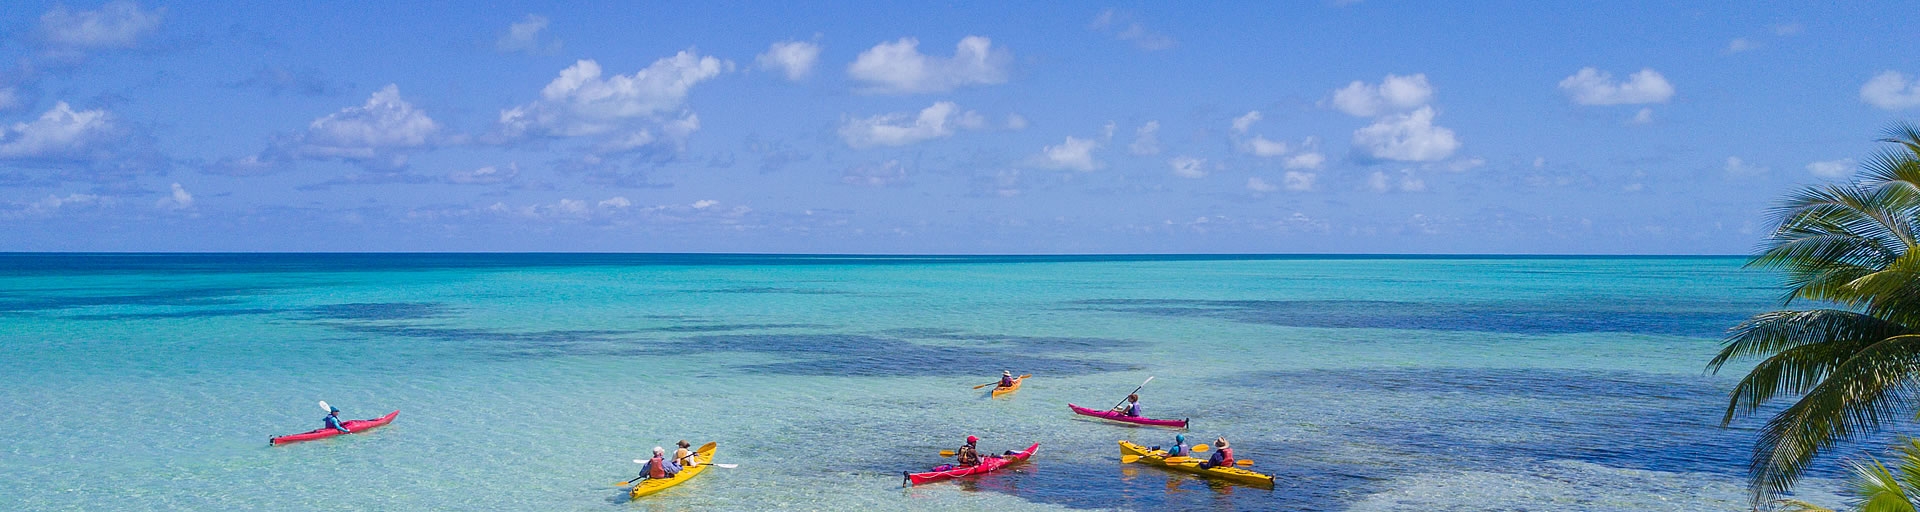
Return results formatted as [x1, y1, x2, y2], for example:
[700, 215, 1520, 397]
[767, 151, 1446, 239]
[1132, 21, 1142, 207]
[0, 254, 1845, 510]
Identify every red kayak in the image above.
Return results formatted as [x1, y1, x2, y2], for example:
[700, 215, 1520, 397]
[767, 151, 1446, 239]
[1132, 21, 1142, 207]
[1068, 403, 1188, 429]
[904, 443, 1039, 486]
[270, 411, 399, 445]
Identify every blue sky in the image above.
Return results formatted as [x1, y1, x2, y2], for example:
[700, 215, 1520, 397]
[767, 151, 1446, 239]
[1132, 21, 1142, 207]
[1, 1, 1916, 253]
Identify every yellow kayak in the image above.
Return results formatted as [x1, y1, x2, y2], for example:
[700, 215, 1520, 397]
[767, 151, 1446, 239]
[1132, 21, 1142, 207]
[630, 442, 716, 499]
[991, 375, 1027, 397]
[1118, 440, 1274, 488]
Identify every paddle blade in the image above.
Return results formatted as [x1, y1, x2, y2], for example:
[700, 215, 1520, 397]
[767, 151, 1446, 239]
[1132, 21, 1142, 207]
[713, 463, 738, 469]
[1191, 444, 1209, 452]
[318, 400, 330, 412]
[1120, 455, 1142, 464]
[939, 450, 956, 457]
[635, 459, 647, 464]
[1164, 456, 1193, 463]
[1238, 460, 1253, 466]
[614, 482, 631, 487]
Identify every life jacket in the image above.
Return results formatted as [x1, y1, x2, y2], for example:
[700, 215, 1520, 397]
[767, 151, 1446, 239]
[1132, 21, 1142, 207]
[1217, 447, 1235, 465]
[1001, 376, 1014, 386]
[957, 445, 981, 466]
[675, 448, 694, 466]
[649, 456, 668, 478]
[1124, 402, 1140, 416]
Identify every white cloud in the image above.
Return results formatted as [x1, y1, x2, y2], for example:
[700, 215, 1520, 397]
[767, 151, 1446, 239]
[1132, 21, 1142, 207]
[1352, 106, 1458, 162]
[1331, 74, 1433, 117]
[1443, 157, 1486, 172]
[155, 182, 192, 210]
[1246, 177, 1278, 192]
[1774, 23, 1804, 36]
[598, 196, 631, 209]
[496, 14, 561, 54]
[1034, 135, 1100, 171]
[1247, 136, 1289, 157]
[1284, 171, 1316, 191]
[2, 193, 102, 220]
[0, 101, 119, 159]
[447, 163, 519, 185]
[1284, 152, 1325, 170]
[1861, 71, 1920, 110]
[1169, 156, 1206, 178]
[839, 101, 981, 148]
[1725, 156, 1767, 177]
[1806, 158, 1855, 178]
[1727, 38, 1758, 53]
[1368, 170, 1425, 192]
[1630, 108, 1654, 124]
[295, 84, 442, 165]
[1232, 111, 1262, 134]
[1129, 121, 1160, 155]
[847, 36, 1009, 94]
[39, 1, 162, 49]
[692, 199, 719, 209]
[1558, 68, 1675, 105]
[1005, 113, 1029, 131]
[757, 40, 822, 81]
[499, 52, 727, 139]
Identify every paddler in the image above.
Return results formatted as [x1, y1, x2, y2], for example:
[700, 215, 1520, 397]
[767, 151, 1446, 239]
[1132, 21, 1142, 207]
[998, 370, 1016, 388]
[638, 446, 681, 480]
[323, 407, 351, 434]
[1111, 394, 1142, 417]
[955, 436, 983, 467]
[673, 440, 699, 468]
[1197, 437, 1235, 469]
[1154, 434, 1188, 457]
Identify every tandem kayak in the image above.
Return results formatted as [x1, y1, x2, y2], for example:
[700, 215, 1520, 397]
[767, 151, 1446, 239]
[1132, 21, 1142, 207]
[990, 375, 1027, 397]
[631, 442, 717, 499]
[1118, 440, 1274, 488]
[270, 411, 399, 445]
[904, 443, 1040, 486]
[1068, 403, 1188, 429]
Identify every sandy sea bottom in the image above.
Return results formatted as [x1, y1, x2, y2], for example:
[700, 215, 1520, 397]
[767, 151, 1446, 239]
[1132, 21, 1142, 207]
[0, 255, 1854, 510]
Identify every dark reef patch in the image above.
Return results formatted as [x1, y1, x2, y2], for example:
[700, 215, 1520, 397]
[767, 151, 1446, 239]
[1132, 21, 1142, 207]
[299, 302, 454, 321]
[1072, 298, 1747, 337]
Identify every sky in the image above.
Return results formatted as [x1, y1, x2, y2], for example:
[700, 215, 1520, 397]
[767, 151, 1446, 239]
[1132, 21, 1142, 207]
[0, 1, 1916, 254]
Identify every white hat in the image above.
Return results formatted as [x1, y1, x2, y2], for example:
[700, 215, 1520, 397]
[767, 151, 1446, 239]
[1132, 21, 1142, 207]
[653, 446, 665, 455]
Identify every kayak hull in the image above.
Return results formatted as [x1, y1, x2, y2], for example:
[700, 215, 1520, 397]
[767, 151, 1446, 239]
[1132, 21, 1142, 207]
[630, 443, 717, 499]
[270, 411, 399, 445]
[905, 443, 1039, 486]
[1068, 403, 1187, 429]
[1118, 440, 1274, 488]
[990, 376, 1026, 397]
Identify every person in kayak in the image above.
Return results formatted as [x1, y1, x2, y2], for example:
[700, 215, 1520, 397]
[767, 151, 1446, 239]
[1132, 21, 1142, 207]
[1111, 394, 1142, 417]
[323, 407, 350, 434]
[998, 370, 1015, 388]
[639, 446, 681, 480]
[1153, 434, 1188, 457]
[955, 436, 983, 467]
[673, 440, 698, 468]
[1197, 437, 1235, 469]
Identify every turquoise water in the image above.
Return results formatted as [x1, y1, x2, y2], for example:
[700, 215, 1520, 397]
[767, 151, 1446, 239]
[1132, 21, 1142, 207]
[0, 255, 1845, 510]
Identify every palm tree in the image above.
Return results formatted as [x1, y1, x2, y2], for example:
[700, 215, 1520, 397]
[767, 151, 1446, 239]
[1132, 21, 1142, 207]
[1708, 123, 1920, 506]
[1776, 438, 1920, 512]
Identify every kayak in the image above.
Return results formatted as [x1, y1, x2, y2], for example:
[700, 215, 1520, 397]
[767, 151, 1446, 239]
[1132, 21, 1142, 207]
[990, 376, 1026, 397]
[1068, 403, 1188, 429]
[1118, 440, 1274, 488]
[904, 443, 1039, 486]
[631, 442, 717, 499]
[270, 411, 399, 445]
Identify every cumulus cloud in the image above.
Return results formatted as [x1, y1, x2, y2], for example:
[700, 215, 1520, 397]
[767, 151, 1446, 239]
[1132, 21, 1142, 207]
[847, 36, 1009, 94]
[1033, 136, 1100, 171]
[1861, 71, 1920, 110]
[1247, 136, 1289, 157]
[1168, 156, 1206, 178]
[1285, 152, 1325, 170]
[1231, 111, 1261, 134]
[1630, 108, 1654, 124]
[500, 53, 726, 139]
[1806, 158, 1854, 178]
[1725, 156, 1767, 177]
[1, 193, 103, 220]
[155, 182, 192, 210]
[839, 101, 981, 148]
[1284, 171, 1316, 191]
[293, 84, 443, 167]
[1331, 74, 1433, 117]
[0, 101, 121, 159]
[1558, 68, 1675, 105]
[1246, 177, 1278, 192]
[496, 14, 561, 54]
[1129, 121, 1161, 155]
[1352, 106, 1458, 162]
[38, 1, 163, 50]
[757, 40, 822, 81]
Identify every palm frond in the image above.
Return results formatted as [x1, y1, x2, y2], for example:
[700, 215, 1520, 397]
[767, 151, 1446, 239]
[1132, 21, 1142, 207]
[1747, 335, 1920, 504]
[1844, 455, 1920, 512]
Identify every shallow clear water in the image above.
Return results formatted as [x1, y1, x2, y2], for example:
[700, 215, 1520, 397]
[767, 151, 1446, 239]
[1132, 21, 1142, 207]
[0, 254, 1850, 510]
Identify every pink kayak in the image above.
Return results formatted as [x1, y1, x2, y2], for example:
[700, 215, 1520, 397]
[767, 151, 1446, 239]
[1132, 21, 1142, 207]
[904, 443, 1039, 486]
[271, 411, 399, 445]
[1068, 403, 1188, 429]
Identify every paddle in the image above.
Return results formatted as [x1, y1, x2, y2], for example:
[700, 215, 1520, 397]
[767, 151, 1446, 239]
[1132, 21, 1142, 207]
[1111, 376, 1154, 410]
[972, 374, 1030, 389]
[318, 400, 331, 412]
[1121, 454, 1142, 463]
